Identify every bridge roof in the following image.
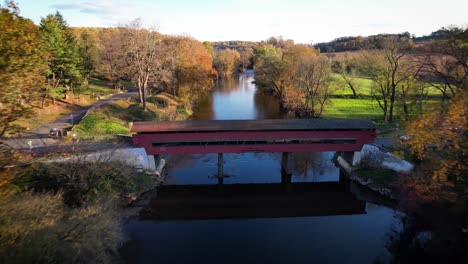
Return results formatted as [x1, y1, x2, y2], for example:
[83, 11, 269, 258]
[131, 119, 375, 133]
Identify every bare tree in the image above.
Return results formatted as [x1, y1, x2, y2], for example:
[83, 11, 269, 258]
[122, 19, 164, 111]
[358, 36, 416, 122]
[334, 54, 359, 97]
[293, 55, 332, 118]
[418, 28, 468, 100]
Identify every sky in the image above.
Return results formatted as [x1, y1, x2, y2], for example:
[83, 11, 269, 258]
[14, 0, 468, 43]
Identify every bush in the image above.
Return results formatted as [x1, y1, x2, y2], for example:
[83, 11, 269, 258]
[0, 191, 123, 263]
[0, 153, 158, 263]
[354, 166, 398, 186]
[14, 155, 155, 207]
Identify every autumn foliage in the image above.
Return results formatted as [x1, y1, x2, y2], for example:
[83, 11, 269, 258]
[406, 90, 467, 201]
[0, 2, 46, 136]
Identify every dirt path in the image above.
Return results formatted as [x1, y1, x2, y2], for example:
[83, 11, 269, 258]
[3, 92, 137, 150]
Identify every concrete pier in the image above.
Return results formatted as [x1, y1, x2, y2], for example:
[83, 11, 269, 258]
[281, 152, 292, 190]
[217, 153, 224, 186]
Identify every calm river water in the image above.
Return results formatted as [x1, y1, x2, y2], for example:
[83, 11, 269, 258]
[122, 71, 401, 263]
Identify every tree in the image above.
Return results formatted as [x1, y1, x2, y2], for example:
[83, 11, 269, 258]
[255, 44, 326, 113]
[333, 54, 359, 97]
[266, 36, 294, 50]
[171, 36, 214, 107]
[253, 45, 291, 106]
[122, 19, 165, 111]
[419, 27, 468, 100]
[238, 47, 254, 72]
[40, 12, 82, 107]
[293, 55, 332, 118]
[213, 48, 240, 78]
[358, 36, 415, 122]
[97, 28, 125, 88]
[74, 28, 98, 84]
[397, 76, 426, 120]
[407, 89, 467, 186]
[0, 1, 46, 136]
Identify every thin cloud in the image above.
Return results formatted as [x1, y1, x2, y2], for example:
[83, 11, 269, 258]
[51, 1, 117, 15]
[49, 0, 157, 26]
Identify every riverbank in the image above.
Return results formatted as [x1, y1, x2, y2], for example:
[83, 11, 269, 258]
[337, 155, 399, 199]
[335, 142, 415, 200]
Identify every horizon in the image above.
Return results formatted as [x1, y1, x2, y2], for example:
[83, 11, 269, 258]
[13, 0, 468, 44]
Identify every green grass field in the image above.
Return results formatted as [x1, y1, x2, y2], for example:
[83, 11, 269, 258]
[322, 73, 446, 130]
[323, 98, 383, 120]
[329, 73, 374, 97]
[329, 73, 444, 97]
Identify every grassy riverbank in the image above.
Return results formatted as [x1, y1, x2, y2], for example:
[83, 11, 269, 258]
[73, 92, 189, 138]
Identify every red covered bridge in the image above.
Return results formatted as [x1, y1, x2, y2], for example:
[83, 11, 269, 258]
[131, 119, 376, 155]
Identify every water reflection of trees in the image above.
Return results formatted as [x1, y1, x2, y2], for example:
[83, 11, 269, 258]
[385, 206, 468, 263]
[254, 90, 283, 119]
[289, 152, 336, 180]
[166, 154, 202, 170]
[192, 93, 214, 120]
[215, 76, 240, 93]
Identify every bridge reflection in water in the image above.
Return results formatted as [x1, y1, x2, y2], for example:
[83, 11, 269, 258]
[141, 173, 366, 220]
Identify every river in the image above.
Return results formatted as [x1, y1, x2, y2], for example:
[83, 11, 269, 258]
[122, 70, 402, 263]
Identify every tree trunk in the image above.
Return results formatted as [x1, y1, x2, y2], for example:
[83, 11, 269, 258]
[138, 81, 143, 104]
[41, 95, 47, 109]
[389, 80, 396, 123]
[383, 101, 388, 122]
[310, 99, 315, 118]
[142, 83, 147, 112]
[344, 78, 357, 98]
[389, 98, 395, 122]
[318, 100, 326, 118]
[0, 124, 8, 138]
[349, 85, 357, 98]
[403, 101, 409, 121]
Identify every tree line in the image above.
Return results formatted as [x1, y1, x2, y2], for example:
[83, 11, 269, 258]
[314, 32, 413, 53]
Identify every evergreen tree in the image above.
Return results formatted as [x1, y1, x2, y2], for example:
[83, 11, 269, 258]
[40, 12, 82, 106]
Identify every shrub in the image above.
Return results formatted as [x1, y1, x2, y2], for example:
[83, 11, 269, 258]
[354, 166, 398, 186]
[0, 153, 158, 263]
[14, 154, 155, 207]
[0, 191, 123, 263]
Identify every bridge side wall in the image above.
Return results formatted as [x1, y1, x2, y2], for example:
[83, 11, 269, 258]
[132, 130, 376, 155]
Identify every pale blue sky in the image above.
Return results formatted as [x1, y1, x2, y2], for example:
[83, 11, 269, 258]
[15, 0, 468, 43]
